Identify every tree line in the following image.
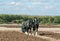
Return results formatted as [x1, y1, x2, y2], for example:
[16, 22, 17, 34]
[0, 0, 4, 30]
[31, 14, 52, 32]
[0, 14, 60, 25]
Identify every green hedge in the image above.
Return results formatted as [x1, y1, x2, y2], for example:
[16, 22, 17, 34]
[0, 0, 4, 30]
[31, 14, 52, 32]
[0, 14, 60, 25]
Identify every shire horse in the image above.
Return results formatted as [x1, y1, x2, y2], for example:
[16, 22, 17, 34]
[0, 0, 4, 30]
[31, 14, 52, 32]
[22, 19, 33, 35]
[32, 17, 39, 36]
[21, 17, 39, 36]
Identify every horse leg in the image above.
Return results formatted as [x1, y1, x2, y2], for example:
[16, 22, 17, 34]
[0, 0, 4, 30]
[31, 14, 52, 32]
[29, 28, 32, 35]
[25, 31, 28, 35]
[31, 27, 34, 35]
[32, 26, 36, 36]
[32, 28, 37, 36]
[25, 27, 28, 35]
[33, 25, 38, 36]
[35, 29, 38, 36]
[35, 26, 38, 36]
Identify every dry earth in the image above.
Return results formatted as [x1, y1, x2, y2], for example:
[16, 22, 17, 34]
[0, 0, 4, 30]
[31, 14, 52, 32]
[0, 31, 48, 41]
[0, 27, 60, 41]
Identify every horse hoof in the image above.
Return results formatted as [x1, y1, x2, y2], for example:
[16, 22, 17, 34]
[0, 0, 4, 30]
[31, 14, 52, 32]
[25, 32, 28, 35]
[29, 33, 31, 35]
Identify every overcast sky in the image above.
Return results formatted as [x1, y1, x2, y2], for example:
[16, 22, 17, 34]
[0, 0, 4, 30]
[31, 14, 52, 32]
[0, 0, 60, 16]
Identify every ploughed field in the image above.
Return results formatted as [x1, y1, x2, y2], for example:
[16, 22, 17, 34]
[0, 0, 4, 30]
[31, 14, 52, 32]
[0, 31, 60, 41]
[0, 31, 48, 41]
[0, 24, 60, 41]
[38, 31, 60, 40]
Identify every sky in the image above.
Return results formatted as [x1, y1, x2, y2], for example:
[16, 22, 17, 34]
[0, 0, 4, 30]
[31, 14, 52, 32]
[0, 0, 60, 16]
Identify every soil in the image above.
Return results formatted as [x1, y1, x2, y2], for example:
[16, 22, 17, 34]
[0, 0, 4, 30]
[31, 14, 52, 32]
[38, 31, 60, 40]
[0, 31, 48, 41]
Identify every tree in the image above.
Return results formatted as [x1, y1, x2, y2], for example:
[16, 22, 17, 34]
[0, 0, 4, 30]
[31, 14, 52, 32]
[53, 16, 60, 24]
[0, 19, 5, 24]
[12, 19, 23, 24]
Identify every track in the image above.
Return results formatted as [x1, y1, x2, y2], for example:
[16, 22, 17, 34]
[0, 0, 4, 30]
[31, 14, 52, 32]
[0, 27, 60, 33]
